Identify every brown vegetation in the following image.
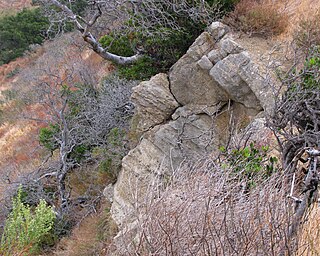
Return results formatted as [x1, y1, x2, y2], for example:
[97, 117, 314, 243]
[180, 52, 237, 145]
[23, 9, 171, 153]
[107, 164, 297, 255]
[225, 0, 289, 37]
[293, 10, 320, 54]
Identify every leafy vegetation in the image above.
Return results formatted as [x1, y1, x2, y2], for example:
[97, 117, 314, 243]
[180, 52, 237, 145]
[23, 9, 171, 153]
[39, 124, 60, 152]
[220, 142, 278, 188]
[0, 187, 55, 256]
[97, 0, 240, 80]
[0, 8, 49, 65]
[100, 21, 207, 80]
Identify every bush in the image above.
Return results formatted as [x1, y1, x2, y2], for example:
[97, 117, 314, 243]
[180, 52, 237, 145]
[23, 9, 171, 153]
[225, 0, 288, 37]
[100, 21, 207, 80]
[219, 142, 278, 188]
[0, 8, 49, 65]
[39, 124, 60, 152]
[269, 48, 320, 169]
[0, 187, 55, 256]
[96, 0, 240, 80]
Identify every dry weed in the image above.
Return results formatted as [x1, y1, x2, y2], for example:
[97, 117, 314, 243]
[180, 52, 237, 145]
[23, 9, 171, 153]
[109, 164, 298, 255]
[225, 0, 289, 37]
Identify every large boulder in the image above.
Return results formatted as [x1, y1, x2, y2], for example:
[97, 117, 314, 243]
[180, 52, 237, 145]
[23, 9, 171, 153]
[111, 102, 259, 226]
[209, 52, 262, 110]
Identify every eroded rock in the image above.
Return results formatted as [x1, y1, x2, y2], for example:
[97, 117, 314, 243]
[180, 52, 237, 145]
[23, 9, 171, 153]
[169, 32, 229, 107]
[131, 73, 179, 133]
[210, 52, 262, 110]
[109, 21, 278, 244]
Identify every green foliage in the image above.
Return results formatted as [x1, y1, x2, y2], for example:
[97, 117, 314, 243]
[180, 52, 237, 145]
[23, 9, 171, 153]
[0, 187, 55, 256]
[100, 21, 206, 80]
[117, 56, 158, 80]
[287, 49, 320, 93]
[96, 128, 127, 184]
[69, 144, 90, 163]
[303, 54, 320, 89]
[6, 68, 20, 78]
[99, 34, 135, 57]
[1, 89, 17, 101]
[0, 8, 49, 65]
[220, 142, 278, 187]
[39, 124, 60, 152]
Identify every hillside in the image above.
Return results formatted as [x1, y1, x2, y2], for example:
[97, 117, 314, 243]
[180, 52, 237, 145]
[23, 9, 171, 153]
[0, 0, 320, 255]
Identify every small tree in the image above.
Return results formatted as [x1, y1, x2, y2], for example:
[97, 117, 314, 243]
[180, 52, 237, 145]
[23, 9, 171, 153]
[0, 187, 55, 256]
[37, 0, 222, 65]
[0, 8, 49, 64]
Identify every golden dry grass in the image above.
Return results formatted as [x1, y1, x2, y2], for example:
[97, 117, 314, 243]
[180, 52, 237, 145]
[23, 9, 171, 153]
[274, 0, 320, 40]
[298, 207, 320, 255]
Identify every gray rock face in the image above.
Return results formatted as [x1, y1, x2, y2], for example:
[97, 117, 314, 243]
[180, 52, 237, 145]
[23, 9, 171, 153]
[110, 21, 277, 240]
[210, 52, 262, 110]
[207, 22, 230, 41]
[131, 73, 179, 133]
[169, 31, 229, 107]
[111, 102, 258, 226]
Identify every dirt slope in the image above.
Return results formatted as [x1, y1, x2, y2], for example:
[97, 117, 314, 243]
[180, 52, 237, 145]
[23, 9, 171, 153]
[0, 0, 31, 12]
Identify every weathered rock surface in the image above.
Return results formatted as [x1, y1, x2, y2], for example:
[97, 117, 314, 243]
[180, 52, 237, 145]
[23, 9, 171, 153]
[131, 73, 179, 133]
[169, 32, 229, 107]
[210, 52, 262, 110]
[110, 21, 277, 240]
[111, 102, 259, 226]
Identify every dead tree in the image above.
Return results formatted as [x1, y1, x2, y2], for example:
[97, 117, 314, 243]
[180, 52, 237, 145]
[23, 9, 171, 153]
[268, 48, 320, 251]
[37, 0, 219, 65]
[19, 65, 136, 215]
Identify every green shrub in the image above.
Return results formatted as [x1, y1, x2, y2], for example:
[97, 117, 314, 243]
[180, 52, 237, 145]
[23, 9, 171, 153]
[0, 187, 55, 256]
[6, 68, 20, 78]
[99, 34, 135, 57]
[100, 21, 206, 80]
[220, 142, 278, 188]
[39, 124, 60, 152]
[0, 8, 49, 65]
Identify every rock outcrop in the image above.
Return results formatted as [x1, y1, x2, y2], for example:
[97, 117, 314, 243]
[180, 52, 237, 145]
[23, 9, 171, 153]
[110, 22, 276, 240]
[131, 73, 179, 133]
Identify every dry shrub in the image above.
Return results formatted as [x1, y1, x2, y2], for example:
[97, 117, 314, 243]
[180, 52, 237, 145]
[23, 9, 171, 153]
[294, 10, 320, 54]
[225, 0, 288, 37]
[109, 163, 299, 255]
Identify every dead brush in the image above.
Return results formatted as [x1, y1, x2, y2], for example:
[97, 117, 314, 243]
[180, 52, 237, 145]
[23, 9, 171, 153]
[225, 0, 289, 37]
[108, 163, 300, 255]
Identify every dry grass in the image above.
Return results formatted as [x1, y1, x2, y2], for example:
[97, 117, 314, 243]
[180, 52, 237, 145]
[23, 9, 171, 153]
[225, 0, 289, 37]
[47, 202, 118, 256]
[293, 10, 320, 54]
[108, 162, 298, 255]
[297, 207, 320, 256]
